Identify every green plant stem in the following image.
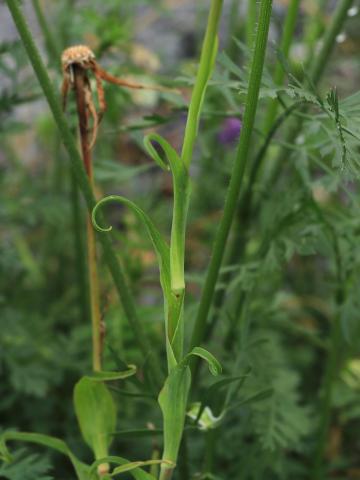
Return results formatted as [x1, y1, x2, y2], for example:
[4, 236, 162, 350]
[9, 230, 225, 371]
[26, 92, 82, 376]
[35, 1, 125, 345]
[203, 100, 306, 347]
[31, 0, 60, 65]
[166, 0, 223, 368]
[227, 0, 241, 56]
[70, 170, 90, 325]
[6, 0, 163, 389]
[159, 2, 224, 479]
[308, 198, 346, 478]
[309, 0, 354, 84]
[312, 314, 343, 479]
[211, 0, 354, 338]
[206, 0, 305, 338]
[190, 0, 273, 357]
[260, 0, 354, 207]
[216, 0, 354, 305]
[32, 0, 90, 331]
[246, 0, 258, 49]
[203, 429, 216, 474]
[262, 0, 301, 135]
[216, 0, 354, 326]
[181, 0, 223, 170]
[177, 433, 189, 480]
[303, 0, 329, 68]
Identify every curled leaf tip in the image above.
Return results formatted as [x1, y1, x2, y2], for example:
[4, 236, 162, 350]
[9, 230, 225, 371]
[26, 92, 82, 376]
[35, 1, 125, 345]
[92, 199, 114, 233]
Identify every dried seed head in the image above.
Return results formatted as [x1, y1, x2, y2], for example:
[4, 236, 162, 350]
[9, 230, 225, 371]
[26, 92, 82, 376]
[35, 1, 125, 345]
[61, 45, 96, 71]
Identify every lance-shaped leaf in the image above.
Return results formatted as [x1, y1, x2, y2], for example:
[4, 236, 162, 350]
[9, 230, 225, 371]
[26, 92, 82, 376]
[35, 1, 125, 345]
[92, 193, 181, 367]
[158, 347, 222, 475]
[92, 195, 171, 304]
[73, 377, 116, 463]
[143, 133, 190, 295]
[143, 133, 190, 367]
[84, 365, 137, 382]
[0, 431, 89, 480]
[158, 364, 191, 475]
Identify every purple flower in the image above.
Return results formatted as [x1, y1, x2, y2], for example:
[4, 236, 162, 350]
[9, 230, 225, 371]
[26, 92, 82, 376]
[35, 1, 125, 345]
[218, 117, 242, 146]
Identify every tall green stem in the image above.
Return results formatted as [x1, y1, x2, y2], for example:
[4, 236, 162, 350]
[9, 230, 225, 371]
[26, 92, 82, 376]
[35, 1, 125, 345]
[159, 2, 224, 479]
[6, 0, 163, 389]
[262, 0, 301, 135]
[260, 0, 354, 204]
[190, 0, 273, 357]
[309, 0, 354, 84]
[32, 0, 91, 333]
[181, 0, 223, 170]
[246, 0, 258, 49]
[227, 0, 241, 55]
[70, 170, 90, 325]
[303, 0, 329, 68]
[31, 0, 60, 65]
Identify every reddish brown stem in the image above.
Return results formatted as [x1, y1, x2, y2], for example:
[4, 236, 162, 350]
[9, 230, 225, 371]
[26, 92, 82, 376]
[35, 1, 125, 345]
[73, 65, 102, 372]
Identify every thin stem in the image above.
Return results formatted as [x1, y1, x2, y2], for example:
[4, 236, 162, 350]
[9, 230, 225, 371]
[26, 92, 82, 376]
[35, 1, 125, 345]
[193, 0, 349, 370]
[203, 100, 306, 347]
[203, 429, 216, 474]
[262, 0, 301, 134]
[159, 3, 224, 478]
[309, 0, 354, 84]
[227, 0, 241, 55]
[6, 0, 163, 389]
[72, 66, 102, 371]
[312, 314, 342, 479]
[303, 0, 329, 68]
[177, 433, 190, 480]
[181, 0, 223, 169]
[164, 1, 224, 368]
[70, 170, 90, 325]
[190, 0, 273, 356]
[32, 0, 90, 333]
[246, 0, 258, 50]
[260, 0, 355, 206]
[31, 0, 60, 65]
[307, 198, 346, 478]
[86, 216, 102, 371]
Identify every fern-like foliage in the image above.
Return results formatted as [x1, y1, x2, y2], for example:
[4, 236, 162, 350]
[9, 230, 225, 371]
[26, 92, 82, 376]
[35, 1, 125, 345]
[240, 331, 313, 453]
[0, 448, 53, 480]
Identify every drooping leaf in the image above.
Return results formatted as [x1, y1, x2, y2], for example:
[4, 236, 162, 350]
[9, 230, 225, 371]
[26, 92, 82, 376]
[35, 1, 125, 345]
[182, 346, 222, 376]
[92, 195, 171, 304]
[158, 364, 191, 468]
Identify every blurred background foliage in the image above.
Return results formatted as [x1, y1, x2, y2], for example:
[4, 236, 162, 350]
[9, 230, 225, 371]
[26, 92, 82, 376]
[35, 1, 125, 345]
[1, 0, 360, 479]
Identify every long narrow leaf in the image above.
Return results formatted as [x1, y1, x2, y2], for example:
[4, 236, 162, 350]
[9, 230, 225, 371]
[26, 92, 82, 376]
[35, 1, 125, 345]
[92, 195, 171, 302]
[85, 366, 137, 382]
